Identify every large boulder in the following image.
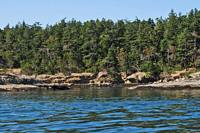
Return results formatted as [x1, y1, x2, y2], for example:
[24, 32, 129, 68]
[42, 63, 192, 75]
[90, 70, 109, 84]
[96, 70, 108, 80]
[126, 72, 147, 83]
[91, 70, 123, 85]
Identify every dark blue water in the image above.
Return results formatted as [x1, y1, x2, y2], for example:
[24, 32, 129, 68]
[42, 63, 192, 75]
[0, 87, 200, 132]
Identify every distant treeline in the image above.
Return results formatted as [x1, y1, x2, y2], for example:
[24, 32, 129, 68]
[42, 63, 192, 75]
[1, 9, 200, 78]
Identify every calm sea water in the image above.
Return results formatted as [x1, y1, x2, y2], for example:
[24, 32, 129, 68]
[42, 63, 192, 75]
[0, 87, 200, 132]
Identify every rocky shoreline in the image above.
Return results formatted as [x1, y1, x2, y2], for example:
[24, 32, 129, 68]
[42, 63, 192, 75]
[1, 68, 200, 91]
[0, 69, 140, 91]
[128, 79, 200, 90]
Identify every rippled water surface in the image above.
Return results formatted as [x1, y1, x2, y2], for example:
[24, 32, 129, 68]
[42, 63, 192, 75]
[1, 87, 200, 132]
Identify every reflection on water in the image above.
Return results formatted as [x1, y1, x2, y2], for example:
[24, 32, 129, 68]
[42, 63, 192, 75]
[0, 87, 200, 132]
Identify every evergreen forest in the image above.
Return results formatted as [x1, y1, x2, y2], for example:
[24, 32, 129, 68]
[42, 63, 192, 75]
[1, 9, 200, 78]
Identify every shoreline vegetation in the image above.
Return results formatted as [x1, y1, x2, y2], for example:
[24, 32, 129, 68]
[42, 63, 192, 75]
[1, 9, 200, 91]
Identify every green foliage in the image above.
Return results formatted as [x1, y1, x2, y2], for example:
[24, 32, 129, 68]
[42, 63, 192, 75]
[0, 9, 200, 81]
[21, 62, 34, 75]
[141, 61, 162, 78]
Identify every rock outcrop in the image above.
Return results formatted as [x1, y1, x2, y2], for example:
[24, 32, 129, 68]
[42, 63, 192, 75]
[1, 67, 200, 91]
[0, 68, 22, 75]
[90, 70, 111, 85]
[171, 68, 196, 79]
[0, 74, 41, 85]
[90, 70, 123, 85]
[36, 72, 95, 84]
[189, 71, 200, 79]
[127, 72, 146, 80]
[159, 68, 196, 82]
[129, 79, 200, 90]
[0, 84, 38, 91]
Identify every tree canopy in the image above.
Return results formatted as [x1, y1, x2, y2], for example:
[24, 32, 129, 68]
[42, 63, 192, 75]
[1, 9, 200, 78]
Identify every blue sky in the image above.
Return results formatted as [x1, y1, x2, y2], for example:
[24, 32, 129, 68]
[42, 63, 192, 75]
[0, 0, 200, 28]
